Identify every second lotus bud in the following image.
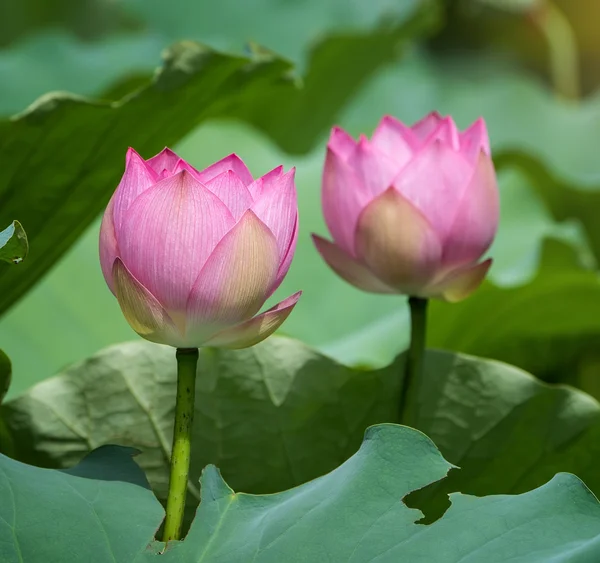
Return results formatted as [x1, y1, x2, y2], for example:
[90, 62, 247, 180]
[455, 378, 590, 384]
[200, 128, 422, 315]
[313, 112, 500, 302]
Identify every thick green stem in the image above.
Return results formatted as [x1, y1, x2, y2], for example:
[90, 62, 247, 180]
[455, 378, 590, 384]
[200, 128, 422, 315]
[399, 296, 428, 425]
[163, 347, 199, 542]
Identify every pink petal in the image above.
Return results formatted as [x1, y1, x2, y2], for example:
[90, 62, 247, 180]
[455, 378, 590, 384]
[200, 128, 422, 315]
[171, 158, 203, 177]
[251, 168, 298, 263]
[195, 154, 254, 187]
[411, 111, 444, 144]
[441, 151, 499, 268]
[112, 148, 158, 234]
[322, 147, 370, 256]
[428, 116, 460, 150]
[186, 210, 280, 341]
[370, 115, 416, 163]
[119, 170, 235, 313]
[270, 215, 298, 296]
[146, 147, 182, 175]
[392, 139, 473, 242]
[112, 258, 183, 347]
[312, 235, 395, 294]
[355, 187, 442, 293]
[247, 166, 284, 200]
[99, 196, 119, 295]
[425, 259, 492, 302]
[348, 136, 401, 199]
[205, 170, 253, 220]
[327, 126, 357, 160]
[459, 117, 491, 162]
[203, 292, 301, 349]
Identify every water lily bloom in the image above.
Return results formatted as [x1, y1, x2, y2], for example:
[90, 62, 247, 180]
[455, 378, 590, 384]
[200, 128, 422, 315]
[312, 112, 499, 302]
[100, 148, 300, 348]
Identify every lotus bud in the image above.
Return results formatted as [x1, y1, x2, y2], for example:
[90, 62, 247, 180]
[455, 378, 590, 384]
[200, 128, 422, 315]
[312, 112, 499, 302]
[100, 147, 300, 348]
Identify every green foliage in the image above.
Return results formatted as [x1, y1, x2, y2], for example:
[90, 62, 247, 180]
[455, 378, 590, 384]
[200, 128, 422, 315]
[152, 428, 600, 563]
[2, 424, 599, 562]
[0, 445, 164, 562]
[0, 348, 12, 456]
[0, 349, 9, 404]
[4, 336, 600, 526]
[428, 239, 600, 387]
[3, 5, 600, 400]
[0, 221, 28, 265]
[2, 3, 600, 558]
[0, 1, 435, 322]
[496, 151, 600, 263]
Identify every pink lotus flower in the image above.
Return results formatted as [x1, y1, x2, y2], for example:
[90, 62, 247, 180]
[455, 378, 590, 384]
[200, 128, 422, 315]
[312, 112, 499, 302]
[100, 148, 300, 348]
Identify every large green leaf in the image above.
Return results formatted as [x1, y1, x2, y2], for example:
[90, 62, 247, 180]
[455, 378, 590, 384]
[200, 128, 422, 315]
[0, 1, 436, 319]
[0, 445, 164, 562]
[495, 150, 600, 263]
[0, 221, 28, 265]
[2, 424, 600, 562]
[1, 338, 396, 522]
[0, 1, 432, 110]
[5, 337, 600, 525]
[151, 429, 600, 562]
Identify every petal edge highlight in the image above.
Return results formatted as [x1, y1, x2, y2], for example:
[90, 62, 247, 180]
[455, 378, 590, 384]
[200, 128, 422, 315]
[99, 196, 118, 295]
[204, 292, 301, 349]
[113, 258, 182, 346]
[426, 259, 492, 302]
[312, 235, 395, 294]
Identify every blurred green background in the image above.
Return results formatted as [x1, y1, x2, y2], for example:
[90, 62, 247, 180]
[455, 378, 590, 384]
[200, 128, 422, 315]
[2, 0, 600, 399]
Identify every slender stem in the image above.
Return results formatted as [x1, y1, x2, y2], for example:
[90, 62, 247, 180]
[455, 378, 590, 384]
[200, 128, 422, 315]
[163, 347, 199, 542]
[399, 296, 428, 425]
[530, 0, 580, 100]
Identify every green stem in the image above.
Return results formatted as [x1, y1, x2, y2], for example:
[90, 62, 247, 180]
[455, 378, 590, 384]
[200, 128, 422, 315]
[399, 296, 428, 425]
[163, 347, 199, 542]
[531, 0, 580, 100]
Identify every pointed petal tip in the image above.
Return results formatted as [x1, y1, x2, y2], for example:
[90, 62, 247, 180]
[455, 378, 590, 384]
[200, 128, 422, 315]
[125, 146, 146, 164]
[327, 127, 357, 160]
[225, 152, 249, 169]
[276, 166, 296, 183]
[153, 146, 179, 158]
[198, 153, 254, 186]
[203, 291, 301, 349]
[379, 114, 403, 127]
[434, 258, 492, 303]
[329, 125, 352, 139]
